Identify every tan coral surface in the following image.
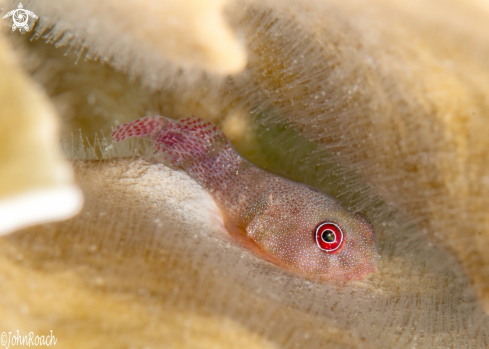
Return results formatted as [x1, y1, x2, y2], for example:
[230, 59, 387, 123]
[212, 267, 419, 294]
[1, 159, 486, 349]
[1, 0, 489, 347]
[0, 32, 81, 235]
[0, 0, 246, 79]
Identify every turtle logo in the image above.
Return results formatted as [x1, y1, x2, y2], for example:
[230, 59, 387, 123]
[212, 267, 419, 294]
[3, 3, 38, 32]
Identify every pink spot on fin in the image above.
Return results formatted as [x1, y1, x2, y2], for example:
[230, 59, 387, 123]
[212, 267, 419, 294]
[111, 116, 168, 142]
[111, 115, 231, 172]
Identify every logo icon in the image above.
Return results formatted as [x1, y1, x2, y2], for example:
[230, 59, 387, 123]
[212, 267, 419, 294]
[3, 3, 38, 32]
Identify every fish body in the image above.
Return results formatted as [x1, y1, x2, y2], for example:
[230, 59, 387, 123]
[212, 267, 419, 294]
[112, 116, 379, 280]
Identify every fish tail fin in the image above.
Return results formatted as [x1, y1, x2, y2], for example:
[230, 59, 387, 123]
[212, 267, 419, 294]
[112, 116, 232, 168]
[111, 116, 168, 142]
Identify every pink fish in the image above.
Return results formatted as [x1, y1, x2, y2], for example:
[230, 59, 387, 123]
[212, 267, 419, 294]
[112, 116, 379, 280]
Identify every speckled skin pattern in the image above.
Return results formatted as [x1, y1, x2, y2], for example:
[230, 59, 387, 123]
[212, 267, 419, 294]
[112, 116, 379, 280]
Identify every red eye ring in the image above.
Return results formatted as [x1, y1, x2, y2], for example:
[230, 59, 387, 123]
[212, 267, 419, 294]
[315, 222, 344, 253]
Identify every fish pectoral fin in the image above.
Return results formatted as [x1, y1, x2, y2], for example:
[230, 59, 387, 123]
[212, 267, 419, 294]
[219, 210, 283, 266]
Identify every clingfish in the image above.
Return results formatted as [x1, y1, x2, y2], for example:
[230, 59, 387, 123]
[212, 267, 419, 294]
[112, 116, 379, 280]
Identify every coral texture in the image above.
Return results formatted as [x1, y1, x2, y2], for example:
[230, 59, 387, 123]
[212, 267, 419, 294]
[1, 0, 489, 347]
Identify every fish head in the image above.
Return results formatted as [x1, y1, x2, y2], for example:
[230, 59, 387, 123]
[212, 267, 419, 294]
[246, 184, 379, 280]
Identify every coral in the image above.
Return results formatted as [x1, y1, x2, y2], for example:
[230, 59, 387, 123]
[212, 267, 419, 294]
[1, 0, 489, 347]
[0, 32, 81, 235]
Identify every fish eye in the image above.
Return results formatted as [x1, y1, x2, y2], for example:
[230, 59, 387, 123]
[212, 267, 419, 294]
[315, 222, 344, 253]
[322, 230, 336, 242]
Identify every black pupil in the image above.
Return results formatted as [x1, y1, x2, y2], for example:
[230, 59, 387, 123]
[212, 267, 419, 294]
[322, 229, 336, 243]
